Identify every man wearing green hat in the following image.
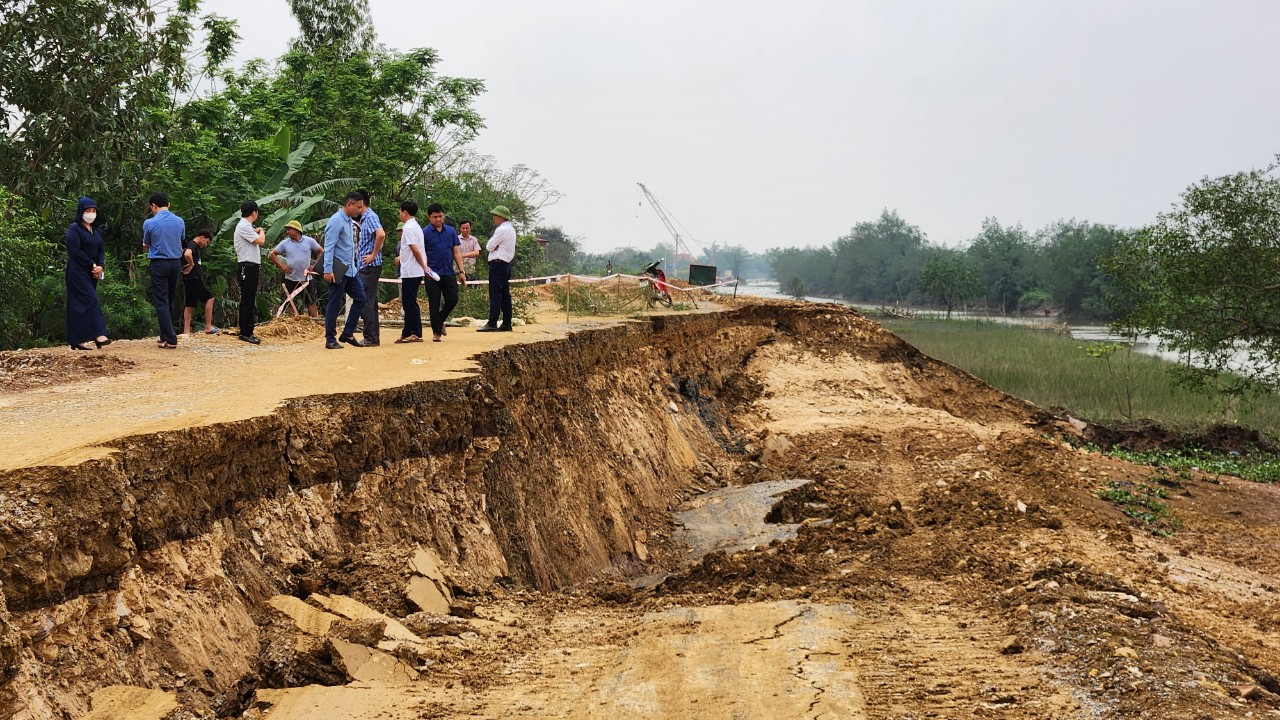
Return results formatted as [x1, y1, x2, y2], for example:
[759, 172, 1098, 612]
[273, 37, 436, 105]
[270, 219, 324, 319]
[478, 205, 516, 332]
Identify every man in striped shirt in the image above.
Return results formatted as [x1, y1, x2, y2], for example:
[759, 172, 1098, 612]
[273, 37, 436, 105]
[354, 189, 384, 346]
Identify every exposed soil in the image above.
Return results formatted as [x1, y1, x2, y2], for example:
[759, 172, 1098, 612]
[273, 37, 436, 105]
[1079, 417, 1277, 453]
[0, 349, 135, 392]
[3, 300, 1279, 719]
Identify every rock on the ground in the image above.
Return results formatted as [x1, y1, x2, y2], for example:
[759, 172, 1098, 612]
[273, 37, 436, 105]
[401, 612, 472, 637]
[326, 637, 419, 685]
[999, 635, 1024, 655]
[328, 618, 386, 646]
[267, 595, 342, 637]
[405, 575, 451, 615]
[407, 546, 453, 599]
[761, 434, 793, 463]
[309, 594, 423, 644]
[81, 686, 177, 720]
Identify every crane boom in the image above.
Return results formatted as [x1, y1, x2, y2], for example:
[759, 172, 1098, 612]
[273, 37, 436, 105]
[636, 182, 687, 278]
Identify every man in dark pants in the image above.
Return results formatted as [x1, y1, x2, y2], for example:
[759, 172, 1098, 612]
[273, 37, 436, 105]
[421, 202, 467, 341]
[478, 205, 516, 332]
[141, 192, 185, 348]
[354, 189, 384, 346]
[323, 192, 370, 349]
[233, 200, 266, 344]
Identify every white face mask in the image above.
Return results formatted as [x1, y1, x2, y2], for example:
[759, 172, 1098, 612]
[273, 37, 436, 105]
[82, 212, 97, 224]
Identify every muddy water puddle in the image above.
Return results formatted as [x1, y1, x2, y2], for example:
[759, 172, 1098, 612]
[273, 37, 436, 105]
[634, 478, 819, 589]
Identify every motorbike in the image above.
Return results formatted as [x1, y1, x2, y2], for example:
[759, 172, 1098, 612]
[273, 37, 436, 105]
[641, 259, 674, 308]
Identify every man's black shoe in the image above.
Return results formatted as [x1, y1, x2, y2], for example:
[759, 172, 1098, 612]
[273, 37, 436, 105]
[339, 334, 369, 347]
[498, 325, 513, 332]
[325, 340, 343, 350]
[476, 325, 499, 332]
[239, 335, 261, 345]
[363, 340, 380, 347]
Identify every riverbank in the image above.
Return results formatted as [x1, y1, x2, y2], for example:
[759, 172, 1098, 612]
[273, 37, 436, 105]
[881, 318, 1280, 438]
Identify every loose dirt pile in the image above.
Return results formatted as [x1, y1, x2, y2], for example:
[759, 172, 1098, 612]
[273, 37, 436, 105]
[253, 316, 323, 340]
[0, 349, 134, 392]
[2, 302, 1279, 719]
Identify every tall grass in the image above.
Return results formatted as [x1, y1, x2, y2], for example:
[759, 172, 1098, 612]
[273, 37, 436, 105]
[881, 319, 1280, 435]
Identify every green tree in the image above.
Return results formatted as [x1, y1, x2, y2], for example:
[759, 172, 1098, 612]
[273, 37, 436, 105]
[288, 0, 375, 57]
[768, 246, 836, 296]
[533, 226, 580, 274]
[781, 276, 808, 300]
[1106, 158, 1280, 392]
[1039, 220, 1122, 319]
[830, 210, 928, 303]
[0, 190, 58, 348]
[967, 218, 1036, 315]
[919, 250, 980, 319]
[195, 39, 485, 232]
[0, 0, 199, 214]
[703, 242, 751, 279]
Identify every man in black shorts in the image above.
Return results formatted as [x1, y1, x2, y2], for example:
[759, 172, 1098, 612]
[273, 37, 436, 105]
[182, 228, 218, 335]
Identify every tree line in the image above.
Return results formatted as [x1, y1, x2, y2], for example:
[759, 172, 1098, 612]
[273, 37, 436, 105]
[767, 211, 1125, 320]
[0, 0, 555, 349]
[768, 156, 1280, 403]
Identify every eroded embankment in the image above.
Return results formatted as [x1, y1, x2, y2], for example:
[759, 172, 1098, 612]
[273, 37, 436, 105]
[0, 304, 1004, 718]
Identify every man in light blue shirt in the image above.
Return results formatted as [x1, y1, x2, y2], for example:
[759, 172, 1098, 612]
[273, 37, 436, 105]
[323, 192, 369, 349]
[141, 191, 185, 348]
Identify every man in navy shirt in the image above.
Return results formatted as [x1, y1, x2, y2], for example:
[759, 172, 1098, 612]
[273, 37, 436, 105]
[421, 203, 467, 341]
[141, 192, 185, 348]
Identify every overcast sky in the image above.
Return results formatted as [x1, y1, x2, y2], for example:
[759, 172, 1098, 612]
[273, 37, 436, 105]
[215, 0, 1280, 254]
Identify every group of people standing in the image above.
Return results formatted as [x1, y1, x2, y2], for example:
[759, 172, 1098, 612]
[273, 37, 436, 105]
[63, 190, 519, 351]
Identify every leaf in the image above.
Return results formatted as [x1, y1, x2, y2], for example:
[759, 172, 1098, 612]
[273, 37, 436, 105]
[298, 176, 359, 197]
[261, 139, 313, 193]
[271, 125, 290, 162]
[264, 195, 326, 241]
[255, 188, 295, 207]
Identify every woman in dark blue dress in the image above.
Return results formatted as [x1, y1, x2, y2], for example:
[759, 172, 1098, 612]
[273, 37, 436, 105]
[65, 197, 111, 350]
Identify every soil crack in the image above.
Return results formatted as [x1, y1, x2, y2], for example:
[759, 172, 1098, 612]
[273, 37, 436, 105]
[743, 609, 806, 645]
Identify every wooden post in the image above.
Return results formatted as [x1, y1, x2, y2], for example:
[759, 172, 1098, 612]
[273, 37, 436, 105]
[733, 279, 739, 299]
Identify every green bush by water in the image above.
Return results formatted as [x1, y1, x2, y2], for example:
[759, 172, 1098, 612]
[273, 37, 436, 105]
[880, 318, 1280, 436]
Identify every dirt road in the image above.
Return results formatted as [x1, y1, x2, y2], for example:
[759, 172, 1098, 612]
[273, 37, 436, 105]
[0, 309, 628, 470]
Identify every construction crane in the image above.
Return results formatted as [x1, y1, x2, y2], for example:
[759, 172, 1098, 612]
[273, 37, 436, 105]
[636, 182, 693, 280]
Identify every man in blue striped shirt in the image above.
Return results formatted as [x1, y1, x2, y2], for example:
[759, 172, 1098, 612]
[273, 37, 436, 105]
[141, 192, 185, 348]
[323, 192, 370, 350]
[355, 189, 385, 346]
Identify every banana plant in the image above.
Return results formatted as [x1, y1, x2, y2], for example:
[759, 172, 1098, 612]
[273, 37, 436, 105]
[219, 126, 356, 247]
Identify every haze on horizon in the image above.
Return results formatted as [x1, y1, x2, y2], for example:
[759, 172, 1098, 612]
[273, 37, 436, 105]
[218, 0, 1280, 254]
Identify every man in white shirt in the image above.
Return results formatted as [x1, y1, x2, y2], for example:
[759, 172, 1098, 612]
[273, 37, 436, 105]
[477, 205, 516, 332]
[233, 200, 266, 344]
[394, 201, 430, 342]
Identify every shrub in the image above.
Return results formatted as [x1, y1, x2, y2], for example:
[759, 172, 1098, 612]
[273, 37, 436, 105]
[0, 190, 59, 348]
